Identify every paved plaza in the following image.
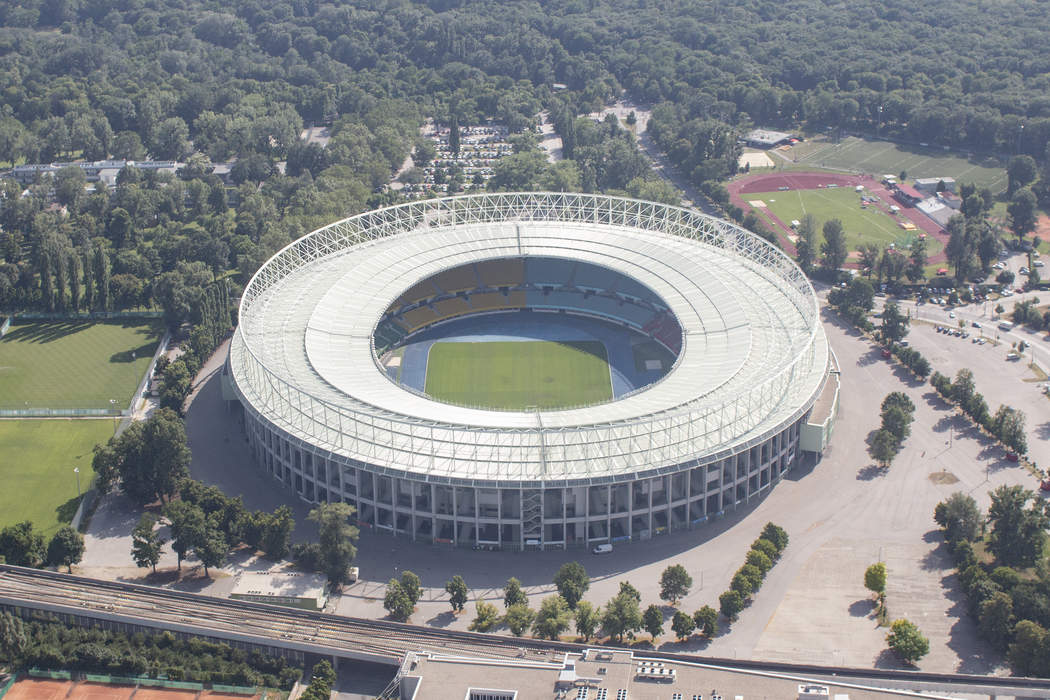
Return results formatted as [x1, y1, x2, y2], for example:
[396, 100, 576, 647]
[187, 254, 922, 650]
[76, 292, 1047, 673]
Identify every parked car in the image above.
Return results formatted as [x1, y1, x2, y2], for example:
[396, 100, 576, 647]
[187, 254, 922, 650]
[1005, 452, 1019, 462]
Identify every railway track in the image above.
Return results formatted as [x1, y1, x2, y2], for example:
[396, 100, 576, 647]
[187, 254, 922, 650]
[2, 565, 1050, 693]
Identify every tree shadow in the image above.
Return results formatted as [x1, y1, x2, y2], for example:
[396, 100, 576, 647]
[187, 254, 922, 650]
[426, 610, 456, 628]
[873, 648, 910, 669]
[920, 540, 950, 572]
[1, 321, 94, 344]
[857, 464, 886, 481]
[1034, 421, 1050, 441]
[849, 598, 875, 618]
[940, 569, 1004, 674]
[857, 347, 881, 368]
[55, 495, 82, 525]
[110, 342, 158, 363]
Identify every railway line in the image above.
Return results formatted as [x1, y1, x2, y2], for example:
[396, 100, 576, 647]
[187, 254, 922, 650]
[3, 565, 1050, 696]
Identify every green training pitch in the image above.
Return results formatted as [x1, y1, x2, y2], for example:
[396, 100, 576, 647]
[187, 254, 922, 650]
[0, 419, 113, 534]
[748, 188, 945, 257]
[789, 136, 1007, 192]
[0, 319, 164, 409]
[424, 340, 613, 410]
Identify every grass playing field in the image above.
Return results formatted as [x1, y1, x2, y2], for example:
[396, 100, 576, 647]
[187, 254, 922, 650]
[0, 319, 163, 409]
[424, 340, 613, 410]
[786, 136, 1007, 192]
[0, 419, 114, 534]
[748, 187, 945, 258]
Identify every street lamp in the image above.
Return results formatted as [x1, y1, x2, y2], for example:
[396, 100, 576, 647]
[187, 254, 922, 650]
[74, 467, 81, 497]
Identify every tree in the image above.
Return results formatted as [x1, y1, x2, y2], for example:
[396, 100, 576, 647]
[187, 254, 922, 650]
[659, 564, 693, 605]
[469, 600, 501, 632]
[880, 301, 909, 343]
[858, 243, 880, 278]
[899, 170, 907, 182]
[880, 406, 913, 443]
[619, 580, 641, 603]
[260, 505, 294, 559]
[977, 591, 1014, 650]
[719, 590, 745, 621]
[0, 611, 27, 662]
[1008, 188, 1038, 243]
[533, 595, 573, 640]
[760, 523, 789, 554]
[987, 485, 1049, 567]
[446, 575, 469, 612]
[933, 492, 982, 544]
[864, 562, 887, 598]
[194, 524, 228, 577]
[45, 525, 84, 572]
[907, 236, 928, 282]
[694, 605, 719, 637]
[795, 214, 818, 274]
[131, 513, 166, 573]
[820, 219, 848, 272]
[164, 500, 205, 572]
[1008, 620, 1049, 676]
[553, 561, 589, 609]
[601, 589, 643, 642]
[574, 600, 600, 640]
[868, 429, 900, 468]
[308, 502, 359, 585]
[992, 405, 1027, 454]
[0, 521, 46, 567]
[448, 114, 460, 158]
[881, 392, 915, 416]
[643, 604, 664, 641]
[400, 570, 422, 606]
[504, 577, 527, 609]
[92, 408, 191, 505]
[384, 580, 413, 622]
[1007, 155, 1038, 195]
[886, 618, 929, 664]
[671, 610, 695, 640]
[504, 604, 536, 637]
[752, 538, 779, 561]
[951, 368, 976, 408]
[746, 549, 773, 575]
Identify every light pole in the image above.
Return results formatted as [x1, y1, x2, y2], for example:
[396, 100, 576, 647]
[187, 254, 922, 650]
[109, 398, 118, 434]
[74, 467, 81, 497]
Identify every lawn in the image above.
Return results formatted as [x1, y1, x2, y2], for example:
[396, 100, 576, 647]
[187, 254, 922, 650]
[0, 319, 163, 409]
[748, 187, 945, 257]
[0, 419, 114, 534]
[425, 340, 613, 410]
[786, 136, 1007, 192]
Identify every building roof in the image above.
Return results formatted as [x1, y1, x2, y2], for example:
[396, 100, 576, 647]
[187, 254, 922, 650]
[230, 193, 828, 485]
[913, 177, 955, 186]
[397, 650, 937, 700]
[746, 128, 793, 145]
[230, 571, 327, 600]
[895, 184, 923, 200]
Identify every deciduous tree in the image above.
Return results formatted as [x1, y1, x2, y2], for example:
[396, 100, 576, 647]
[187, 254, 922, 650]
[553, 561, 589, 609]
[659, 564, 693, 605]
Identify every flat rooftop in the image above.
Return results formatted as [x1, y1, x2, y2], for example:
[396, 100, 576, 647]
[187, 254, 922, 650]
[398, 650, 947, 700]
[230, 571, 327, 599]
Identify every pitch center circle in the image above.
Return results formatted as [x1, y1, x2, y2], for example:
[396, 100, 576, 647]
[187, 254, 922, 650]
[373, 256, 683, 412]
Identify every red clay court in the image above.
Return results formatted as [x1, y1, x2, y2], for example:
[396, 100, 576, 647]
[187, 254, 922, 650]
[3, 679, 259, 700]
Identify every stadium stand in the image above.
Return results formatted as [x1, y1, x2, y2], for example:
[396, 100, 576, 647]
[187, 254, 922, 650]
[431, 264, 481, 294]
[524, 257, 575, 287]
[395, 279, 442, 309]
[572, 261, 621, 293]
[467, 290, 527, 312]
[431, 297, 472, 321]
[476, 258, 525, 288]
[643, 313, 683, 353]
[400, 305, 440, 332]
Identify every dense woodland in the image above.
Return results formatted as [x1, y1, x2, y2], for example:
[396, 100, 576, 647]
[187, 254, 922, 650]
[4, 0, 1050, 315]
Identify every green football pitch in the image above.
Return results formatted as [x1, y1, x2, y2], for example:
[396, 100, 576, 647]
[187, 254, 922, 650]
[0, 419, 114, 534]
[0, 319, 163, 409]
[424, 340, 613, 410]
[748, 187, 944, 257]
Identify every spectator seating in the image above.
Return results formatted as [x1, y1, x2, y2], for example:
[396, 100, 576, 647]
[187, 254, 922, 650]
[476, 258, 525, 288]
[468, 290, 527, 313]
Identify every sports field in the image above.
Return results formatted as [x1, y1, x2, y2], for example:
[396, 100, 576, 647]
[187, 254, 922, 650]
[749, 187, 944, 256]
[424, 340, 613, 410]
[786, 136, 1007, 191]
[3, 678, 261, 700]
[0, 319, 163, 409]
[0, 419, 113, 534]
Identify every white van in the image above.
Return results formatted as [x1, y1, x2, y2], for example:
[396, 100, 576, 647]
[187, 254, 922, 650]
[592, 543, 613, 555]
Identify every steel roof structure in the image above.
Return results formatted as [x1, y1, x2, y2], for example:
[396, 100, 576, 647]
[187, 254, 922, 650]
[229, 192, 829, 485]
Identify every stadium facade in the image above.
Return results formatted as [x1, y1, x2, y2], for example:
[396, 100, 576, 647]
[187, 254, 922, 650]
[227, 193, 835, 550]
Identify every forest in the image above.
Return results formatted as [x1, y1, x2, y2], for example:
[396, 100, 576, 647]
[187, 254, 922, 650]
[3, 0, 1050, 317]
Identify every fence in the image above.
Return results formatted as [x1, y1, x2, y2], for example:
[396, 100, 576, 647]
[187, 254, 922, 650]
[0, 316, 10, 337]
[3, 311, 163, 321]
[0, 408, 125, 418]
[27, 669, 73, 680]
[0, 674, 15, 700]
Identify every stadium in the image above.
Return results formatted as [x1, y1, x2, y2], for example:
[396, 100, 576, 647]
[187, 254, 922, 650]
[227, 192, 837, 550]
